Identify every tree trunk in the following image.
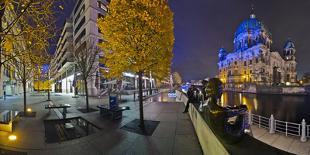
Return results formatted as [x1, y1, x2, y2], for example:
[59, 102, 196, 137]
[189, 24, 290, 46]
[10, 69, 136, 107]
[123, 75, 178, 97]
[47, 71, 51, 101]
[73, 64, 78, 96]
[23, 64, 27, 114]
[0, 5, 4, 98]
[47, 88, 50, 101]
[138, 72, 145, 129]
[23, 80, 27, 114]
[84, 79, 89, 112]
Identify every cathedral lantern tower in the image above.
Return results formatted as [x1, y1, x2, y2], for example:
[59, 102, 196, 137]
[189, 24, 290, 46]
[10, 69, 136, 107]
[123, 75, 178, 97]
[283, 39, 296, 61]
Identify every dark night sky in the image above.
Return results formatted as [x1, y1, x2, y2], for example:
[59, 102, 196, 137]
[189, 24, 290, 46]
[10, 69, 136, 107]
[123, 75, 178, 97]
[53, 0, 310, 81]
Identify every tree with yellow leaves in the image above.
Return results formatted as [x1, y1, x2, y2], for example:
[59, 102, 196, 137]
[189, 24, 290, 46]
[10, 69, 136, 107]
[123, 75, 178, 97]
[172, 72, 182, 86]
[0, 0, 56, 89]
[98, 0, 174, 129]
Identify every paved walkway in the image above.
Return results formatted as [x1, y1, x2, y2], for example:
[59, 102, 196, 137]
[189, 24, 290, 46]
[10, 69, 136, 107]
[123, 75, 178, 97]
[0, 93, 202, 155]
[251, 125, 310, 155]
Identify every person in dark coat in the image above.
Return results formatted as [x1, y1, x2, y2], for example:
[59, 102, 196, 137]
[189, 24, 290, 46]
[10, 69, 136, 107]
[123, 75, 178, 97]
[183, 85, 195, 113]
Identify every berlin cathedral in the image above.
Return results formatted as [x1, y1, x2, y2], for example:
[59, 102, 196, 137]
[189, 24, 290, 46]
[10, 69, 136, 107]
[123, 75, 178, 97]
[218, 11, 297, 89]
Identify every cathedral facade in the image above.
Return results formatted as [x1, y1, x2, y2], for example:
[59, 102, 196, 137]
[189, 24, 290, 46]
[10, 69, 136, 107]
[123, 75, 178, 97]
[218, 12, 297, 89]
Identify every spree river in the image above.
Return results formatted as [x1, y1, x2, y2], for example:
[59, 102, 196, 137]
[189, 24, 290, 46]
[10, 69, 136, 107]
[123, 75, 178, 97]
[221, 92, 310, 123]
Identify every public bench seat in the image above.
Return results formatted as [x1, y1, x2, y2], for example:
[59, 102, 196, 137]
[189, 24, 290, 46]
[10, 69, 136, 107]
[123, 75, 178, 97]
[45, 103, 71, 119]
[97, 105, 130, 120]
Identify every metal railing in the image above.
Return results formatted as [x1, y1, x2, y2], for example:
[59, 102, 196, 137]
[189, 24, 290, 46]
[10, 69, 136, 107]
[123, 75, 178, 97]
[252, 114, 269, 129]
[249, 112, 308, 142]
[274, 120, 300, 136]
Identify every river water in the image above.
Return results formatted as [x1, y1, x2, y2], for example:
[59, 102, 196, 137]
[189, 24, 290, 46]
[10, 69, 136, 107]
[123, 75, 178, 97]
[221, 92, 310, 124]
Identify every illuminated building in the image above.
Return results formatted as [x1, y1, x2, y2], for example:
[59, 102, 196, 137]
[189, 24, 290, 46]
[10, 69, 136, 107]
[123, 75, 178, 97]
[50, 0, 109, 95]
[50, 0, 155, 95]
[218, 10, 297, 89]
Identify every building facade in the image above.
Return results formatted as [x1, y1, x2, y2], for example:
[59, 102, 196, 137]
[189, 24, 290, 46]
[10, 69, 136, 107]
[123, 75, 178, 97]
[50, 0, 109, 96]
[50, 0, 156, 96]
[218, 12, 297, 89]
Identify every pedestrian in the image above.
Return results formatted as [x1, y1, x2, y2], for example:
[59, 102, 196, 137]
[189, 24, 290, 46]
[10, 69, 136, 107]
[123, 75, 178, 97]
[183, 85, 194, 113]
[3, 90, 6, 100]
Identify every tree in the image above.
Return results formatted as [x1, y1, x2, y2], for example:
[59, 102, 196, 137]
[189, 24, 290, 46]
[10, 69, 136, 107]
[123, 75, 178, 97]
[172, 72, 182, 86]
[98, 0, 174, 129]
[0, 0, 55, 68]
[73, 40, 99, 112]
[6, 52, 37, 114]
[0, 1, 56, 98]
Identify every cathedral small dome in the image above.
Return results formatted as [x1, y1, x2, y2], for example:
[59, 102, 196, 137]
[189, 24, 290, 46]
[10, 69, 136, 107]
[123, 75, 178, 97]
[284, 40, 295, 49]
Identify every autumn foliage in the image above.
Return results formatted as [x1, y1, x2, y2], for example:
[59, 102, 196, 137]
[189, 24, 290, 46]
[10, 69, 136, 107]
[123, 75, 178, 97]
[98, 0, 174, 80]
[98, 0, 174, 128]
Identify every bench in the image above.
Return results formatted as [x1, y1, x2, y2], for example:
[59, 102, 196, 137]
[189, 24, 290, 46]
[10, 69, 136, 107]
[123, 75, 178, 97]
[97, 105, 130, 120]
[0, 110, 20, 132]
[45, 103, 71, 119]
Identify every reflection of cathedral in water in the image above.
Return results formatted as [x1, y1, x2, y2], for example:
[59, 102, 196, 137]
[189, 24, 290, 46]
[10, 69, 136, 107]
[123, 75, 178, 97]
[218, 10, 297, 88]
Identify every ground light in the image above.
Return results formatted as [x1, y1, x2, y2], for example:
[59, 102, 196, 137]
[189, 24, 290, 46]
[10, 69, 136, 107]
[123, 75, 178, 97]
[8, 134, 17, 141]
[27, 108, 32, 113]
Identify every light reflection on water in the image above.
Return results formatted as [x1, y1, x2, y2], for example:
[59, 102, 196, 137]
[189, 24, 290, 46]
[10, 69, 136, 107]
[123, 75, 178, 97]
[221, 92, 310, 123]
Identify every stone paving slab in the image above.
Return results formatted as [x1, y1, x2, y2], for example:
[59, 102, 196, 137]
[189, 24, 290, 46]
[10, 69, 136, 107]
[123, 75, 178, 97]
[0, 93, 202, 155]
[251, 125, 310, 155]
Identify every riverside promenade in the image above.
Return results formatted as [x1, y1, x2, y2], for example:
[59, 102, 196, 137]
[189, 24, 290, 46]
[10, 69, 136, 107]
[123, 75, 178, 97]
[0, 93, 202, 155]
[251, 125, 310, 155]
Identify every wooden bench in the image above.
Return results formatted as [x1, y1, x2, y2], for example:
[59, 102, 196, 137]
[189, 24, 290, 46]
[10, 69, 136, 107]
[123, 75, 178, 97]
[0, 110, 20, 132]
[97, 105, 130, 120]
[45, 103, 71, 119]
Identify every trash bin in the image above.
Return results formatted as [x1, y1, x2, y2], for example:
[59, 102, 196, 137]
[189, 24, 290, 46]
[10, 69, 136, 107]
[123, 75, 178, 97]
[109, 95, 118, 109]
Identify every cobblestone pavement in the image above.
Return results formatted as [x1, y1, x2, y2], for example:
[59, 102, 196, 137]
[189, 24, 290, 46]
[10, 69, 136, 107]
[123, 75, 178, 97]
[0, 93, 202, 155]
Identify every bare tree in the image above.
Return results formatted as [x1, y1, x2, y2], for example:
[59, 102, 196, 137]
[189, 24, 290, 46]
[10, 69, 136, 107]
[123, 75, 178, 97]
[73, 40, 100, 112]
[6, 53, 35, 114]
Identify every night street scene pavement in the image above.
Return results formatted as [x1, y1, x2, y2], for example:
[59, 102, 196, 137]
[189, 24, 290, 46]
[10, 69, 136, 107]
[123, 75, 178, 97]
[0, 0, 310, 155]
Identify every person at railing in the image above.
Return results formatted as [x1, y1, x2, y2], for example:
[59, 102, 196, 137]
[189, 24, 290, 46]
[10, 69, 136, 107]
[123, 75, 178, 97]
[183, 85, 197, 113]
[204, 78, 249, 144]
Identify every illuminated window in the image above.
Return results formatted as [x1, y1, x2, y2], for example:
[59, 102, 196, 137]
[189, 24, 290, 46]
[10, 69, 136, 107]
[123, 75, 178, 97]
[97, 1, 108, 12]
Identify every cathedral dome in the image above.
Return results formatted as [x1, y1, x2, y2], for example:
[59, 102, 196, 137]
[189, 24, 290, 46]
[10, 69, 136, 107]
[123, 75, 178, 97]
[234, 14, 268, 38]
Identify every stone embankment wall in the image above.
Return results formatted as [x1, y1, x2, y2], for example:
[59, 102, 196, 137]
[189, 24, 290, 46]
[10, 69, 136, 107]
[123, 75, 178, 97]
[176, 91, 229, 155]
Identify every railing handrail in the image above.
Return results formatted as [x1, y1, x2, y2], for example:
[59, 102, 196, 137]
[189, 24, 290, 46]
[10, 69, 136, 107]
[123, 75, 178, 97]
[249, 113, 308, 139]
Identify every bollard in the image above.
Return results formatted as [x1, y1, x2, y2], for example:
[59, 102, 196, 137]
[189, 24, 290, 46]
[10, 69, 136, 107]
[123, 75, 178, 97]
[134, 92, 136, 101]
[301, 119, 307, 142]
[269, 114, 275, 134]
[248, 111, 252, 125]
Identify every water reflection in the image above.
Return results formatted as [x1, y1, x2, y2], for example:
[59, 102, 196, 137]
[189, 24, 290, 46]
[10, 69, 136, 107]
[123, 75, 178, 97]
[221, 92, 310, 123]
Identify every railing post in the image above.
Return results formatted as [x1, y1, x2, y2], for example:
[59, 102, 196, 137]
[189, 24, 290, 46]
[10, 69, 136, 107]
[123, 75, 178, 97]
[134, 92, 136, 101]
[301, 119, 307, 142]
[286, 122, 288, 136]
[258, 116, 261, 128]
[248, 111, 252, 125]
[269, 114, 275, 134]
